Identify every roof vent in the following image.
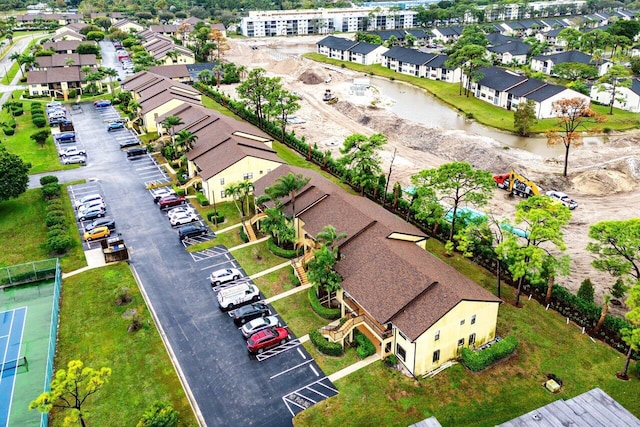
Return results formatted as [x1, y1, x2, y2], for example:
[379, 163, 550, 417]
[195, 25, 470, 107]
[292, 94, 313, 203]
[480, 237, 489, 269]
[531, 413, 542, 421]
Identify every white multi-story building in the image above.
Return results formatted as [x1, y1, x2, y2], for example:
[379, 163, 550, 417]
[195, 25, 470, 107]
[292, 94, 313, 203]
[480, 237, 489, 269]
[240, 8, 417, 37]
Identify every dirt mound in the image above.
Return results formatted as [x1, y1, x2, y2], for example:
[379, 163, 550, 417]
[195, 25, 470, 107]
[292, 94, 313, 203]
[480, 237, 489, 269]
[572, 169, 635, 195]
[299, 69, 324, 85]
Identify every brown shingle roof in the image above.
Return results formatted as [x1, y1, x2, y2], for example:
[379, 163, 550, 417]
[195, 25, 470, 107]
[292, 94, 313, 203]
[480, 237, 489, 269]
[147, 64, 190, 79]
[35, 53, 97, 68]
[150, 24, 179, 33]
[42, 40, 82, 52]
[27, 67, 83, 84]
[253, 165, 501, 341]
[52, 29, 86, 42]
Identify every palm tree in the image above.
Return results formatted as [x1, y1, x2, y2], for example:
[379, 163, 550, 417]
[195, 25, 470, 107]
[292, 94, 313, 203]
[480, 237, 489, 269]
[165, 50, 179, 64]
[9, 52, 25, 77]
[198, 69, 212, 85]
[262, 207, 294, 247]
[224, 182, 245, 217]
[238, 180, 254, 218]
[174, 129, 198, 152]
[265, 172, 310, 217]
[101, 67, 119, 98]
[315, 225, 347, 251]
[160, 115, 184, 144]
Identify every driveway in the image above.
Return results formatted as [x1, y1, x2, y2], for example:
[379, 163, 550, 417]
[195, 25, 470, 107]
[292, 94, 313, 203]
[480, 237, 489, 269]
[98, 40, 129, 81]
[53, 103, 337, 426]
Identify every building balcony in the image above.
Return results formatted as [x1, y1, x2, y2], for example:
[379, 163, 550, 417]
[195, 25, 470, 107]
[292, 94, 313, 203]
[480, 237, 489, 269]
[342, 295, 392, 340]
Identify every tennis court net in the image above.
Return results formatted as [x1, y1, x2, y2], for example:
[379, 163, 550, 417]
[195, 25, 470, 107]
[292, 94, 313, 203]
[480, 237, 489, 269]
[0, 356, 28, 374]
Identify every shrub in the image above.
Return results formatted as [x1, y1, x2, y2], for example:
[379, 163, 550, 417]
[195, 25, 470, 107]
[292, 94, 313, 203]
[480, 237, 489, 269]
[577, 279, 595, 303]
[40, 175, 59, 185]
[68, 89, 77, 99]
[206, 212, 225, 224]
[137, 401, 179, 427]
[309, 330, 344, 356]
[47, 229, 65, 239]
[266, 237, 300, 259]
[47, 223, 67, 233]
[32, 116, 47, 128]
[239, 227, 248, 243]
[3, 127, 15, 136]
[196, 192, 209, 206]
[45, 212, 65, 227]
[354, 330, 376, 359]
[12, 108, 24, 116]
[41, 183, 61, 199]
[31, 112, 44, 119]
[308, 285, 341, 320]
[46, 234, 73, 254]
[46, 198, 63, 208]
[8, 120, 16, 129]
[173, 185, 186, 197]
[46, 205, 64, 215]
[461, 336, 518, 372]
[290, 269, 301, 287]
[384, 354, 398, 367]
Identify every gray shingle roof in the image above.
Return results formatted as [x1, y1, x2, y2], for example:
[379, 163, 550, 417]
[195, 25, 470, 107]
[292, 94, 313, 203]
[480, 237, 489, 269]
[487, 40, 531, 56]
[476, 67, 527, 91]
[371, 30, 406, 41]
[532, 50, 598, 65]
[487, 33, 519, 46]
[524, 84, 566, 102]
[383, 46, 435, 65]
[317, 35, 357, 51]
[507, 78, 548, 97]
[348, 41, 381, 55]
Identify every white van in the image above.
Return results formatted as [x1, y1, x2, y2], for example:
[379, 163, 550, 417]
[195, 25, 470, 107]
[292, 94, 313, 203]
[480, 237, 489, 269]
[217, 283, 260, 310]
[48, 110, 66, 119]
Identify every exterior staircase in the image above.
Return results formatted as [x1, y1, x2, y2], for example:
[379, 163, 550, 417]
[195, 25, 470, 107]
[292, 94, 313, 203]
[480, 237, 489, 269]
[321, 314, 364, 342]
[178, 175, 202, 190]
[292, 258, 309, 285]
[250, 212, 267, 225]
[243, 221, 258, 242]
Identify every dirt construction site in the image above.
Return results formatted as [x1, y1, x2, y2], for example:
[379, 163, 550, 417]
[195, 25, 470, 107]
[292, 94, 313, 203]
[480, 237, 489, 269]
[225, 35, 640, 307]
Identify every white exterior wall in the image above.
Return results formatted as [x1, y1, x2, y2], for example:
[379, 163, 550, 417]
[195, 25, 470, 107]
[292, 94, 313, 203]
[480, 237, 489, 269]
[534, 89, 591, 118]
[590, 84, 640, 112]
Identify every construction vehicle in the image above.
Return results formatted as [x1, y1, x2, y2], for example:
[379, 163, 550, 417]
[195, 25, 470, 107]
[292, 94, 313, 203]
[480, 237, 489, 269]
[323, 89, 338, 104]
[493, 170, 542, 198]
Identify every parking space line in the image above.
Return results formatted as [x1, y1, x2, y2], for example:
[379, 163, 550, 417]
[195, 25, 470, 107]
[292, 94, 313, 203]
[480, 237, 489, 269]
[269, 359, 313, 380]
[281, 377, 338, 416]
[256, 339, 301, 362]
[310, 365, 319, 377]
[297, 348, 306, 359]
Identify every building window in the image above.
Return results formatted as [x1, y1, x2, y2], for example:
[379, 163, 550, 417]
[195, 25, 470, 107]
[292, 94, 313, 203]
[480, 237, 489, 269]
[432, 350, 440, 363]
[457, 338, 464, 347]
[220, 191, 225, 199]
[220, 178, 224, 185]
[471, 315, 476, 325]
[434, 330, 440, 341]
[396, 344, 406, 361]
[469, 333, 476, 346]
[243, 172, 253, 180]
[398, 330, 408, 341]
[460, 319, 465, 326]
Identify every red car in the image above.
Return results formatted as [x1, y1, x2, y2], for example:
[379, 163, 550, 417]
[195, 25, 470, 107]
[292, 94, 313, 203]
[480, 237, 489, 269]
[158, 195, 186, 209]
[247, 327, 290, 354]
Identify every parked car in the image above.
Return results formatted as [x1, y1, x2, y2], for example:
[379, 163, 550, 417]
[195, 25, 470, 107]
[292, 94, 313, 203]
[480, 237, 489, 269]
[177, 224, 209, 241]
[169, 212, 198, 226]
[55, 132, 76, 143]
[167, 205, 196, 219]
[217, 283, 259, 310]
[126, 147, 147, 157]
[79, 207, 106, 221]
[78, 199, 106, 216]
[151, 187, 176, 202]
[46, 101, 62, 108]
[107, 121, 125, 131]
[58, 146, 86, 157]
[247, 327, 290, 354]
[49, 117, 67, 126]
[241, 316, 282, 339]
[83, 226, 110, 241]
[85, 217, 116, 232]
[58, 120, 74, 132]
[94, 100, 111, 108]
[209, 268, 242, 286]
[48, 110, 66, 119]
[107, 118, 126, 124]
[545, 190, 578, 210]
[158, 195, 186, 209]
[119, 139, 140, 149]
[75, 194, 103, 209]
[230, 302, 271, 325]
[62, 154, 86, 165]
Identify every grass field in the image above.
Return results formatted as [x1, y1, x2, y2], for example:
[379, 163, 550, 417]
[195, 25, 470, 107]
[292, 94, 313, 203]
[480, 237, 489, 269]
[304, 53, 640, 134]
[231, 240, 288, 276]
[55, 263, 198, 427]
[253, 265, 296, 299]
[294, 239, 640, 427]
[272, 290, 329, 338]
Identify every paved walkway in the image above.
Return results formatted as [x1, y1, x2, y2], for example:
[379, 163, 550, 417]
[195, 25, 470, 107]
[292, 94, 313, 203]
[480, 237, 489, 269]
[327, 354, 381, 382]
[249, 260, 291, 280]
[228, 235, 269, 251]
[61, 248, 107, 279]
[263, 283, 313, 304]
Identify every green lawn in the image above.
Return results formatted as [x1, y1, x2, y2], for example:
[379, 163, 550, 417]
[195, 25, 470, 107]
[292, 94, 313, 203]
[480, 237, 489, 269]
[302, 341, 360, 376]
[304, 53, 640, 134]
[253, 265, 295, 299]
[230, 240, 288, 276]
[1, 102, 79, 174]
[55, 263, 197, 427]
[271, 290, 329, 338]
[294, 239, 640, 427]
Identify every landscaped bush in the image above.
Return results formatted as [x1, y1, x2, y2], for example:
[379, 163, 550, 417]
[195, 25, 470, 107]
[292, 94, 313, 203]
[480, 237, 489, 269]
[46, 204, 64, 215]
[309, 330, 344, 356]
[461, 336, 519, 372]
[239, 227, 248, 243]
[45, 212, 65, 227]
[384, 354, 398, 367]
[12, 108, 24, 116]
[266, 237, 299, 259]
[354, 330, 376, 359]
[577, 279, 595, 303]
[2, 127, 15, 136]
[46, 234, 73, 254]
[40, 175, 59, 185]
[41, 183, 61, 199]
[206, 212, 225, 223]
[47, 228, 65, 239]
[172, 185, 186, 196]
[196, 193, 209, 206]
[32, 116, 47, 128]
[68, 89, 77, 98]
[47, 223, 67, 233]
[46, 198, 63, 208]
[308, 285, 341, 320]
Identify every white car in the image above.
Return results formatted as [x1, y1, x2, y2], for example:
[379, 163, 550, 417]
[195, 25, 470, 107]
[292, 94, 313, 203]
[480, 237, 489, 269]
[169, 212, 198, 226]
[75, 194, 103, 209]
[209, 268, 242, 286]
[78, 199, 106, 216]
[167, 205, 196, 219]
[545, 190, 578, 210]
[58, 146, 86, 157]
[241, 315, 282, 339]
[151, 187, 176, 202]
[62, 154, 86, 165]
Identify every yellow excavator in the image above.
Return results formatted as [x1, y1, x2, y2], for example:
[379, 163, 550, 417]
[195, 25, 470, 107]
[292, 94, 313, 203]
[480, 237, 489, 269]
[493, 170, 542, 198]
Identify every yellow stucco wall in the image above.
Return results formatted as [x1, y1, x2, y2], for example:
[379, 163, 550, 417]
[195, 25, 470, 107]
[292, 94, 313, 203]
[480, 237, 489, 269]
[201, 157, 282, 204]
[394, 300, 500, 376]
[161, 53, 195, 65]
[143, 100, 190, 132]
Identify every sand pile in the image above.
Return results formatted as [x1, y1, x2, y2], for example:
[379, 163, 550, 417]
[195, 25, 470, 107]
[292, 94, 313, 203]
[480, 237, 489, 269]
[299, 69, 324, 84]
[572, 169, 635, 195]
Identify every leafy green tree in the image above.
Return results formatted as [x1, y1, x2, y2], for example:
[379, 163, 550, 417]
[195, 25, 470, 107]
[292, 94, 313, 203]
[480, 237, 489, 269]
[496, 195, 572, 306]
[577, 278, 595, 303]
[631, 57, 640, 75]
[608, 19, 640, 42]
[137, 401, 179, 427]
[619, 284, 640, 379]
[450, 24, 488, 51]
[411, 162, 494, 242]
[93, 16, 112, 31]
[262, 207, 294, 247]
[236, 68, 283, 126]
[307, 244, 342, 306]
[337, 133, 387, 195]
[354, 32, 382, 44]
[315, 225, 347, 251]
[558, 28, 582, 50]
[446, 44, 490, 97]
[513, 100, 538, 136]
[552, 62, 598, 80]
[587, 219, 640, 288]
[0, 146, 30, 202]
[30, 129, 50, 148]
[224, 181, 253, 218]
[101, 67, 119, 98]
[547, 97, 605, 176]
[596, 64, 632, 115]
[268, 88, 300, 142]
[86, 31, 105, 41]
[29, 360, 111, 427]
[265, 172, 310, 217]
[611, 278, 628, 299]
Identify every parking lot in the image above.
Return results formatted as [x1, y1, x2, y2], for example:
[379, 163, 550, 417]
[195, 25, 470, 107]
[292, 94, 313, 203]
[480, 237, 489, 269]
[60, 102, 335, 426]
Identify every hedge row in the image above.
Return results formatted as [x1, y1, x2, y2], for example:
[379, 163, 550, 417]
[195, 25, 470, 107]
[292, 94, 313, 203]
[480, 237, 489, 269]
[309, 330, 344, 356]
[40, 175, 73, 254]
[266, 237, 300, 259]
[461, 336, 519, 372]
[206, 212, 225, 224]
[196, 192, 209, 206]
[308, 285, 341, 320]
[354, 330, 376, 359]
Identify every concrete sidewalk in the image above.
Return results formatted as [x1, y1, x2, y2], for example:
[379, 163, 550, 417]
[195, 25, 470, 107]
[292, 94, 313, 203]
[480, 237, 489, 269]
[328, 354, 380, 382]
[263, 283, 312, 304]
[249, 260, 291, 280]
[61, 248, 107, 279]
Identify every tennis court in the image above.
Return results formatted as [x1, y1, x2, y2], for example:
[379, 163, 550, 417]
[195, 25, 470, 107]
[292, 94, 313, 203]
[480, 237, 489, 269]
[0, 277, 58, 427]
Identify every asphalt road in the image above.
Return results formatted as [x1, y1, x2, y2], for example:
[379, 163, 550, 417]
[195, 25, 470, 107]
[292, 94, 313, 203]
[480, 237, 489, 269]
[46, 103, 337, 426]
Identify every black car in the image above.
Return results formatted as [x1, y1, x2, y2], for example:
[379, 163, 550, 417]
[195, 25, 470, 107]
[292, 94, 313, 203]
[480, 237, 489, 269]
[85, 217, 116, 232]
[119, 140, 140, 149]
[126, 147, 147, 157]
[231, 303, 271, 325]
[178, 224, 209, 241]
